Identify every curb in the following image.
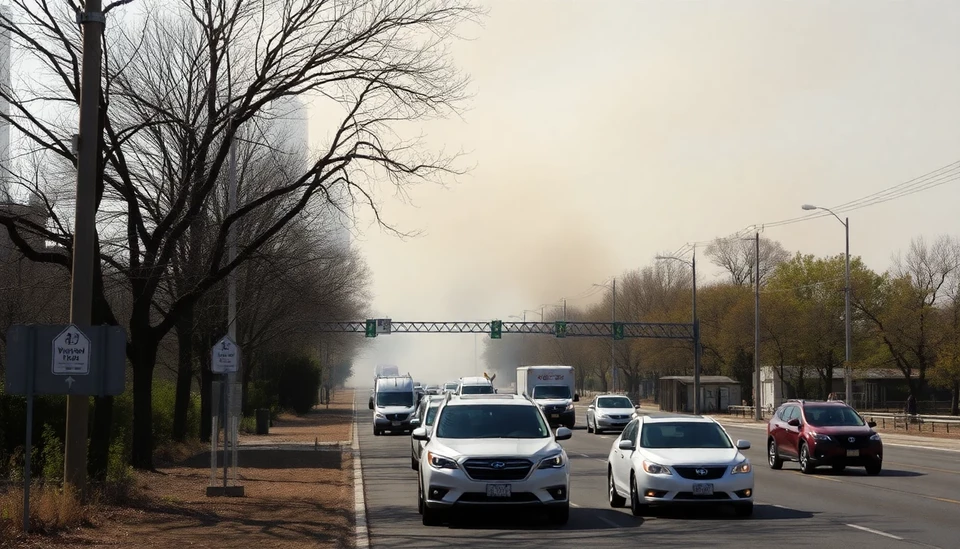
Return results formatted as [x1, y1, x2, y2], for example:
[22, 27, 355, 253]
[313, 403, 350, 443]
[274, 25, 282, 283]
[353, 400, 370, 548]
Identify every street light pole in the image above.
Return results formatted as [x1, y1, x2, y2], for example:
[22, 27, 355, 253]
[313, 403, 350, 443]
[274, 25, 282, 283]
[754, 232, 762, 420]
[611, 277, 617, 393]
[802, 204, 853, 404]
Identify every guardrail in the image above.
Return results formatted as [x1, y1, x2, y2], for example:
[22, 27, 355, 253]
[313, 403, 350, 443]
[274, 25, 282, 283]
[862, 412, 960, 434]
[727, 405, 756, 418]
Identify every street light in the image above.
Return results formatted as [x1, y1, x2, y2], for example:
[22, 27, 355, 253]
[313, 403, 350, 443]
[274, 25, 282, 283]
[655, 252, 701, 414]
[802, 204, 852, 405]
[593, 279, 618, 392]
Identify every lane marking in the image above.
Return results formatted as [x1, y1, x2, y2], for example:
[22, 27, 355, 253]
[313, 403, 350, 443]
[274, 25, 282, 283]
[811, 474, 842, 483]
[885, 461, 960, 475]
[352, 400, 370, 549]
[845, 524, 903, 540]
[928, 496, 960, 506]
[579, 453, 591, 458]
[597, 515, 622, 528]
[595, 459, 607, 464]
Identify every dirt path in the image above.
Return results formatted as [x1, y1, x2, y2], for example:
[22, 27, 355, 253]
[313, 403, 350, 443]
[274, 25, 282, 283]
[6, 389, 357, 549]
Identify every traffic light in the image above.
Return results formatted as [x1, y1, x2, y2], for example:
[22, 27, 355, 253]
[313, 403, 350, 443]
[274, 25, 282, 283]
[490, 320, 502, 339]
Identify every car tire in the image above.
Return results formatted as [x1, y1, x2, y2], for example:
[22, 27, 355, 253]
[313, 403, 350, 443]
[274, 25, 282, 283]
[547, 503, 569, 526]
[417, 477, 424, 515]
[734, 502, 753, 518]
[629, 473, 648, 517]
[799, 443, 815, 474]
[608, 468, 626, 508]
[768, 439, 783, 470]
[411, 456, 418, 471]
[865, 460, 882, 476]
[586, 418, 594, 434]
[373, 428, 380, 436]
[421, 481, 443, 526]
[831, 464, 845, 473]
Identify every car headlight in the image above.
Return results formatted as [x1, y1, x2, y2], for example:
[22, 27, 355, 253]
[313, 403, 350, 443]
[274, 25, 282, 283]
[374, 412, 385, 419]
[870, 433, 881, 441]
[642, 461, 672, 475]
[731, 461, 752, 474]
[596, 413, 608, 419]
[426, 452, 458, 470]
[565, 403, 575, 411]
[538, 452, 566, 469]
[811, 432, 832, 442]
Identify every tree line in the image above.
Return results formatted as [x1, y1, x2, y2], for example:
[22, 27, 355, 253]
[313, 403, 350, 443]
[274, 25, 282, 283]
[0, 0, 478, 475]
[484, 235, 960, 416]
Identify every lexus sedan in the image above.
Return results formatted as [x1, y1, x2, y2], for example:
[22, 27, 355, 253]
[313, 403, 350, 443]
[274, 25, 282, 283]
[607, 415, 754, 517]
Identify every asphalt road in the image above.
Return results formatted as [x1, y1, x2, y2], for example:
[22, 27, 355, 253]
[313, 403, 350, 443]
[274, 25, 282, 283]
[357, 393, 960, 548]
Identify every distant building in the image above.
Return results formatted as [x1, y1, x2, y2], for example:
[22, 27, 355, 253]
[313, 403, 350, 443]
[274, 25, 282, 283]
[658, 376, 741, 414]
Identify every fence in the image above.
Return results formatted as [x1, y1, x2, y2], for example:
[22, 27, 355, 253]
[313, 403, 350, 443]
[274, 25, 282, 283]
[862, 412, 960, 434]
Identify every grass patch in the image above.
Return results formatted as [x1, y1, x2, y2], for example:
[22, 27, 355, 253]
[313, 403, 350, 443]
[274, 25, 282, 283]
[0, 484, 86, 535]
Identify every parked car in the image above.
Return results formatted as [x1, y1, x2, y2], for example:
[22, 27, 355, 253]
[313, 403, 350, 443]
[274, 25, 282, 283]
[607, 415, 754, 517]
[767, 399, 882, 475]
[413, 393, 572, 526]
[586, 394, 635, 434]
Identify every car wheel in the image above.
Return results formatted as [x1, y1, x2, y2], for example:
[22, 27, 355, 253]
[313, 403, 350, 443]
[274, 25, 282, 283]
[608, 467, 626, 508]
[831, 464, 845, 473]
[734, 502, 753, 517]
[586, 417, 594, 434]
[417, 476, 424, 515]
[373, 428, 380, 436]
[768, 439, 783, 470]
[411, 455, 418, 471]
[547, 503, 569, 526]
[629, 473, 648, 517]
[799, 443, 815, 474]
[865, 460, 882, 476]
[421, 482, 443, 526]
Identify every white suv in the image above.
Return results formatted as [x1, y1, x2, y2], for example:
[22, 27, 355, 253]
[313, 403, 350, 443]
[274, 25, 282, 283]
[413, 394, 572, 526]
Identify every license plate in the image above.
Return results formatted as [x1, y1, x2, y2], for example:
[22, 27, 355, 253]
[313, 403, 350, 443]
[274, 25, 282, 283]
[551, 414, 559, 419]
[391, 421, 401, 427]
[692, 483, 714, 496]
[846, 449, 859, 457]
[486, 484, 511, 498]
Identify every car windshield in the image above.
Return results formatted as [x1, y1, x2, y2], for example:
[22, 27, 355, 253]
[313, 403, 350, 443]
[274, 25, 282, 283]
[460, 384, 494, 394]
[425, 405, 440, 426]
[640, 422, 732, 449]
[436, 404, 550, 438]
[444, 383, 459, 390]
[804, 406, 866, 427]
[376, 392, 413, 407]
[532, 385, 571, 399]
[598, 397, 633, 409]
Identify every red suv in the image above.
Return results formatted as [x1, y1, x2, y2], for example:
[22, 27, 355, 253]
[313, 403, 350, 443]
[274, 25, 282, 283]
[767, 400, 882, 475]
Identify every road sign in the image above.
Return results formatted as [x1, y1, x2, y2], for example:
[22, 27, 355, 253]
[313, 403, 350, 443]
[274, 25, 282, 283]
[613, 323, 625, 340]
[376, 318, 392, 335]
[554, 321, 567, 338]
[5, 324, 126, 396]
[490, 320, 502, 339]
[51, 325, 91, 375]
[211, 336, 240, 374]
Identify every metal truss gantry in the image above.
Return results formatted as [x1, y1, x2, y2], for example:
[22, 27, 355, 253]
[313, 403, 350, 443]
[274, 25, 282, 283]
[314, 319, 696, 341]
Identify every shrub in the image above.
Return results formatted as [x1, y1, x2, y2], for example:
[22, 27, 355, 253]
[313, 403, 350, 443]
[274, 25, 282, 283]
[40, 425, 63, 483]
[277, 355, 322, 415]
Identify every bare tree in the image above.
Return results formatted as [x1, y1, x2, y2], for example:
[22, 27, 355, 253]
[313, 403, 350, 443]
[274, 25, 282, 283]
[706, 236, 789, 286]
[0, 0, 477, 468]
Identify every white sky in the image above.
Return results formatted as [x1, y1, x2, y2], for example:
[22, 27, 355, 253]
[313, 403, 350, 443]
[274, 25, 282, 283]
[305, 1, 960, 386]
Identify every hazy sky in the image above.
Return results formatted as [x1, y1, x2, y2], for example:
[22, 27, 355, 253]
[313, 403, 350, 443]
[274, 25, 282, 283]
[314, 1, 960, 385]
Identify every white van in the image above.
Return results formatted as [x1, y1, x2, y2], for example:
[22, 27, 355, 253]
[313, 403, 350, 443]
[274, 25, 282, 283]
[369, 375, 417, 436]
[456, 376, 495, 395]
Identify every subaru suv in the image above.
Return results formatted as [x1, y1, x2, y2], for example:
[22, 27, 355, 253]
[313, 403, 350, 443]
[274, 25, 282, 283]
[767, 399, 882, 475]
[413, 393, 572, 526]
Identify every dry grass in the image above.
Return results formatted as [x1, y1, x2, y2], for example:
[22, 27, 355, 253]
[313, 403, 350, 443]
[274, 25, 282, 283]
[1, 389, 357, 549]
[0, 484, 87, 540]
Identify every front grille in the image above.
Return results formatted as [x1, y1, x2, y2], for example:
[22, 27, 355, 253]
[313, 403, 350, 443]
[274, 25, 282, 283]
[675, 492, 731, 500]
[834, 435, 870, 449]
[462, 458, 533, 481]
[543, 405, 566, 414]
[673, 466, 727, 480]
[457, 492, 539, 503]
[386, 413, 408, 421]
[606, 415, 629, 420]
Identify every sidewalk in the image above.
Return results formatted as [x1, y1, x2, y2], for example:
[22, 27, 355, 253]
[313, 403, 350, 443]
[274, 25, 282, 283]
[637, 404, 960, 452]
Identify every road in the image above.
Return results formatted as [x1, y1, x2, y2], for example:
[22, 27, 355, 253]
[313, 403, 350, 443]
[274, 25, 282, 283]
[356, 392, 960, 548]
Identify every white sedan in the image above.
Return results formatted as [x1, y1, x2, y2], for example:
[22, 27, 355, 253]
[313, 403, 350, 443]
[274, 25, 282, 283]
[586, 394, 636, 434]
[607, 415, 754, 517]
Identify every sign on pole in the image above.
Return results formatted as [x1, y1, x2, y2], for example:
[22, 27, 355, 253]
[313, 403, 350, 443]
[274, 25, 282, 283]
[376, 318, 392, 335]
[365, 320, 377, 338]
[51, 325, 91, 377]
[211, 336, 240, 374]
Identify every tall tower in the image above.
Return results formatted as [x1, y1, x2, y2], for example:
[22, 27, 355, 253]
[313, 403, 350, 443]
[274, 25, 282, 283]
[0, 4, 10, 203]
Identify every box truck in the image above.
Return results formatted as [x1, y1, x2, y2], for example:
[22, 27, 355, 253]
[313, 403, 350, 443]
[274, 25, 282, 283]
[517, 365, 579, 428]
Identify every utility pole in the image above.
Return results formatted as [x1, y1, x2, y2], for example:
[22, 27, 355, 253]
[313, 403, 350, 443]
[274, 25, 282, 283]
[844, 217, 852, 405]
[754, 232, 762, 421]
[611, 277, 617, 393]
[691, 251, 700, 415]
[562, 299, 566, 321]
[64, 0, 105, 497]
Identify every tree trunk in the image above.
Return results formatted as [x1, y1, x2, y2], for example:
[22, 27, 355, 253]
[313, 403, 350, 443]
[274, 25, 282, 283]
[130, 337, 159, 470]
[172, 304, 195, 442]
[88, 395, 114, 481]
[952, 381, 959, 416]
[200, 352, 214, 443]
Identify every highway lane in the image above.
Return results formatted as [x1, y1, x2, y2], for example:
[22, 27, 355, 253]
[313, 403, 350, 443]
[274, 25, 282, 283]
[357, 393, 959, 548]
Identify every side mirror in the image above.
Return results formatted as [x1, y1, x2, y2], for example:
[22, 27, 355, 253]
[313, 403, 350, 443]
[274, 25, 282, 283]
[412, 427, 429, 441]
[574, 394, 580, 402]
[368, 398, 374, 410]
[736, 439, 751, 450]
[555, 427, 572, 441]
[411, 417, 421, 426]
[868, 420, 877, 428]
[618, 439, 635, 451]
[787, 418, 801, 427]
[587, 404, 595, 410]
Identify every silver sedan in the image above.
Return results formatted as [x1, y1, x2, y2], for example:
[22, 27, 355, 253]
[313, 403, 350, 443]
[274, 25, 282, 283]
[586, 394, 636, 434]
